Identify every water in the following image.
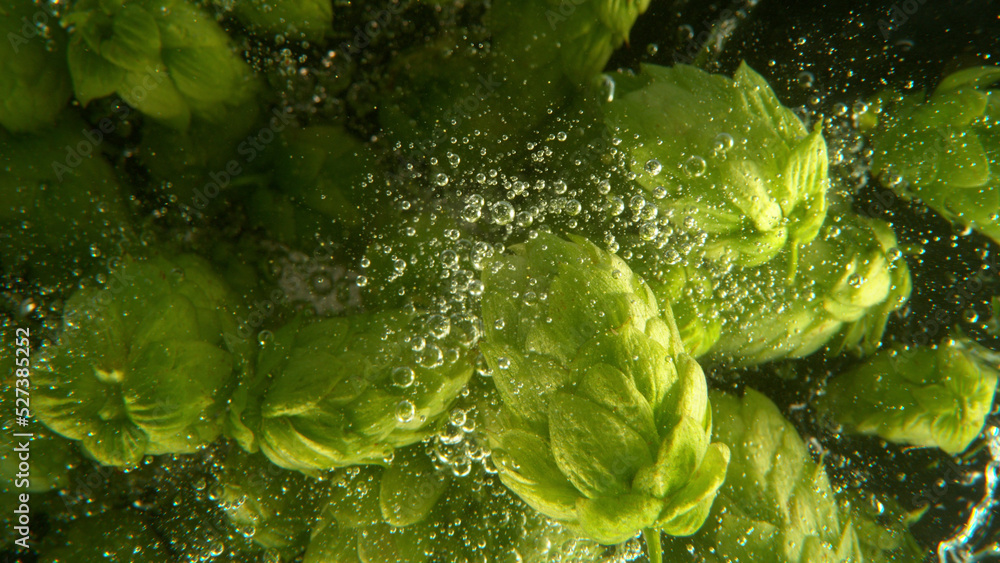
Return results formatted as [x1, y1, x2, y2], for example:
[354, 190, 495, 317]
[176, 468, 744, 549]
[2, 0, 999, 561]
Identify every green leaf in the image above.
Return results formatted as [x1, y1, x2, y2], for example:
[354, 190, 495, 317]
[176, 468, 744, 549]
[162, 46, 246, 109]
[934, 65, 1000, 95]
[633, 415, 709, 499]
[125, 340, 231, 436]
[576, 493, 662, 544]
[379, 449, 450, 527]
[654, 442, 729, 535]
[130, 293, 201, 357]
[576, 362, 657, 445]
[119, 65, 190, 129]
[549, 393, 652, 499]
[492, 425, 580, 522]
[66, 39, 126, 105]
[735, 61, 808, 139]
[81, 419, 148, 466]
[101, 5, 161, 72]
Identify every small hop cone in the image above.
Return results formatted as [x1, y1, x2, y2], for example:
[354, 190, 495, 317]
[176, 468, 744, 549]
[481, 232, 729, 545]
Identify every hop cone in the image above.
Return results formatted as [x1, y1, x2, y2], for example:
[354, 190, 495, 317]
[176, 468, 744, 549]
[707, 214, 910, 366]
[661, 388, 924, 563]
[604, 62, 830, 269]
[817, 339, 1000, 455]
[480, 232, 729, 544]
[34, 253, 250, 467]
[861, 66, 1000, 245]
[61, 0, 258, 130]
[234, 310, 475, 474]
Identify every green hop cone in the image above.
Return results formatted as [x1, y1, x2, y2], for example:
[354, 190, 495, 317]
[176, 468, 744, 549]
[238, 310, 475, 474]
[861, 66, 1000, 244]
[662, 388, 924, 563]
[0, 1, 72, 133]
[604, 62, 829, 269]
[816, 339, 1000, 455]
[481, 232, 730, 545]
[62, 0, 258, 130]
[34, 252, 251, 466]
[707, 214, 911, 366]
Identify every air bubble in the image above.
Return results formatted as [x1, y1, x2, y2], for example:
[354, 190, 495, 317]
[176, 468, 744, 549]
[645, 159, 662, 176]
[564, 199, 582, 216]
[492, 201, 515, 225]
[392, 367, 415, 388]
[684, 155, 707, 177]
[395, 400, 416, 423]
[712, 133, 734, 153]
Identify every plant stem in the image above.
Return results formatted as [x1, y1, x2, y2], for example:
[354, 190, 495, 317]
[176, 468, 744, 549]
[643, 528, 662, 563]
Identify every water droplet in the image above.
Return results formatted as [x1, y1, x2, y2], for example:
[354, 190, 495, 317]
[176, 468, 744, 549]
[462, 204, 482, 223]
[712, 132, 734, 153]
[395, 400, 416, 423]
[310, 272, 332, 294]
[427, 314, 451, 339]
[497, 357, 511, 370]
[644, 159, 662, 176]
[258, 330, 273, 347]
[639, 222, 659, 241]
[796, 71, 815, 89]
[564, 199, 582, 216]
[355, 275, 368, 287]
[629, 195, 647, 213]
[515, 211, 534, 227]
[684, 155, 707, 177]
[492, 201, 515, 225]
[440, 249, 459, 268]
[494, 318, 505, 330]
[434, 173, 450, 186]
[608, 196, 625, 216]
[597, 179, 612, 195]
[447, 152, 461, 167]
[392, 366, 415, 388]
[646, 43, 659, 56]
